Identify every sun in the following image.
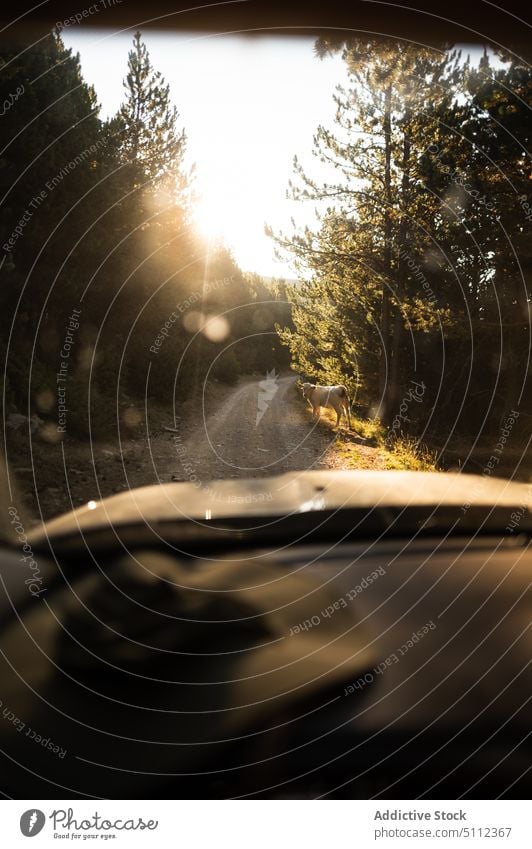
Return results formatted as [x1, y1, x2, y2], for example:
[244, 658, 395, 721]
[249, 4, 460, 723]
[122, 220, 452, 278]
[193, 197, 226, 243]
[191, 184, 287, 276]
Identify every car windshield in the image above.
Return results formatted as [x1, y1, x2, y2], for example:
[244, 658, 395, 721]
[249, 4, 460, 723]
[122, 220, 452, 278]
[1, 26, 530, 522]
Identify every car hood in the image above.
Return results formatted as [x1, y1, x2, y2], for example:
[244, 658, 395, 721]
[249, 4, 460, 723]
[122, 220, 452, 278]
[28, 470, 531, 554]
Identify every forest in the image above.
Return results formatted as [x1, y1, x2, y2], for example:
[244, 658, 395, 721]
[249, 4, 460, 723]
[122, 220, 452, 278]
[272, 38, 531, 458]
[0, 29, 530, 485]
[0, 30, 291, 444]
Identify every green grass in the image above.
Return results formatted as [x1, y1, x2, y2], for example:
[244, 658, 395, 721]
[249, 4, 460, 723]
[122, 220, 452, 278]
[351, 414, 387, 443]
[318, 408, 438, 472]
[334, 442, 364, 466]
[382, 436, 438, 471]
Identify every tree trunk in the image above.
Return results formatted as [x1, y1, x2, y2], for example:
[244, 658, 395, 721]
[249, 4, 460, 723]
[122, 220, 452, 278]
[388, 119, 412, 422]
[379, 83, 393, 424]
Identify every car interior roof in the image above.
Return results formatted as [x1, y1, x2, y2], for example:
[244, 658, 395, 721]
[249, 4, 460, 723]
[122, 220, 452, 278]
[4, 0, 532, 57]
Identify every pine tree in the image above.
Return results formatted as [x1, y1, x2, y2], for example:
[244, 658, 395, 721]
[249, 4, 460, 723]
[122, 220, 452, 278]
[0, 29, 117, 425]
[271, 38, 458, 422]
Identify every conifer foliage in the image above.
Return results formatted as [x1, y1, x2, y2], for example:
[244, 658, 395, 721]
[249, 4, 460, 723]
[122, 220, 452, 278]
[118, 31, 186, 186]
[272, 40, 531, 442]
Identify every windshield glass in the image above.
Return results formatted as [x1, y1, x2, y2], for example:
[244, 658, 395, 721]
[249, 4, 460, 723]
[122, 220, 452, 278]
[1, 27, 530, 522]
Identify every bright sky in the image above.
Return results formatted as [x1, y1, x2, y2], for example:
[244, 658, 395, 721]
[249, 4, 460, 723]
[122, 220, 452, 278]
[63, 29, 349, 278]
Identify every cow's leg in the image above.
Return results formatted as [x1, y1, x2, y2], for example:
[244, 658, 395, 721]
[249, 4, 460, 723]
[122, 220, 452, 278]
[345, 402, 351, 429]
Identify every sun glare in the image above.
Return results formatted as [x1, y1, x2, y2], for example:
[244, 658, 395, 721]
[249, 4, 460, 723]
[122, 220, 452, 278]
[62, 31, 348, 277]
[193, 198, 225, 242]
[192, 188, 276, 274]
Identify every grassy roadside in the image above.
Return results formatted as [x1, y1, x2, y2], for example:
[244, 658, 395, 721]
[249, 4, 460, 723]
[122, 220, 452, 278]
[318, 409, 438, 472]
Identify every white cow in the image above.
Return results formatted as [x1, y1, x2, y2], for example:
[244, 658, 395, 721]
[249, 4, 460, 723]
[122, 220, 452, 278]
[301, 382, 351, 429]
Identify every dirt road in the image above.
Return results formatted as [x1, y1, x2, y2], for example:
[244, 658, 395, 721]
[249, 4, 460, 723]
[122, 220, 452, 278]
[20, 374, 376, 521]
[166, 374, 339, 483]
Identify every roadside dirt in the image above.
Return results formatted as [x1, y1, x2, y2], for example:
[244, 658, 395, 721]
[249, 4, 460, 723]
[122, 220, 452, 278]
[13, 374, 374, 522]
[10, 374, 528, 525]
